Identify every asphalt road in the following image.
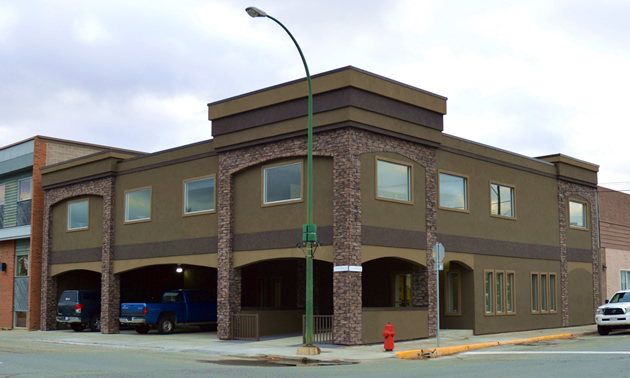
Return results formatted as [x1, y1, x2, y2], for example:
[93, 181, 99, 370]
[0, 331, 628, 377]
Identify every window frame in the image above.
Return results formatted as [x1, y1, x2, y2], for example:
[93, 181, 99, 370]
[490, 181, 516, 219]
[506, 271, 516, 315]
[261, 161, 304, 207]
[124, 186, 152, 224]
[67, 198, 89, 231]
[569, 199, 588, 230]
[531, 272, 540, 314]
[183, 175, 216, 216]
[375, 157, 413, 204]
[18, 178, 32, 202]
[549, 273, 557, 313]
[446, 269, 462, 316]
[531, 271, 557, 314]
[438, 171, 469, 213]
[485, 269, 516, 316]
[621, 270, 630, 291]
[484, 270, 494, 315]
[540, 272, 548, 313]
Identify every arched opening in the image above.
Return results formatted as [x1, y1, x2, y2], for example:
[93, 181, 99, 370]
[239, 258, 333, 337]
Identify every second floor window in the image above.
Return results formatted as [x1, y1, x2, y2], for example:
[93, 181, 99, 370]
[263, 162, 302, 205]
[0, 184, 5, 205]
[376, 158, 412, 202]
[125, 188, 151, 222]
[569, 200, 587, 228]
[491, 183, 515, 217]
[439, 172, 468, 210]
[68, 199, 89, 230]
[18, 178, 32, 201]
[184, 177, 215, 214]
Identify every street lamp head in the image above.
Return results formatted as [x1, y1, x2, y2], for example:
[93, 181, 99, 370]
[245, 6, 267, 18]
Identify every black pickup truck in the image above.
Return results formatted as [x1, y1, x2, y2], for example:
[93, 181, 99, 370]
[56, 290, 101, 332]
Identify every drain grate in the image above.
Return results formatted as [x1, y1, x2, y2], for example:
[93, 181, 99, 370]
[198, 357, 359, 367]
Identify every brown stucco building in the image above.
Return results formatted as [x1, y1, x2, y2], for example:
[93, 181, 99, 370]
[39, 67, 599, 343]
[0, 136, 140, 330]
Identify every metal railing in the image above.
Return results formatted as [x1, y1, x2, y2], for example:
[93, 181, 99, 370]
[302, 315, 333, 344]
[232, 314, 259, 341]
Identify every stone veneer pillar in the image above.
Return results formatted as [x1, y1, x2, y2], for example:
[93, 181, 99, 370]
[41, 177, 117, 332]
[215, 128, 437, 343]
[557, 180, 599, 327]
[329, 129, 438, 343]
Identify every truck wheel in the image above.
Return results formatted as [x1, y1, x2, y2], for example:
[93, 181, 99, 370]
[71, 323, 86, 332]
[598, 325, 610, 335]
[135, 325, 150, 334]
[157, 316, 175, 334]
[89, 314, 101, 332]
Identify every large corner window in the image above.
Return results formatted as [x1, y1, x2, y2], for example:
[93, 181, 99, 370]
[125, 187, 151, 222]
[68, 199, 89, 230]
[263, 162, 302, 205]
[569, 200, 587, 229]
[376, 158, 412, 202]
[184, 176, 215, 215]
[491, 183, 515, 218]
[18, 178, 32, 201]
[439, 172, 468, 211]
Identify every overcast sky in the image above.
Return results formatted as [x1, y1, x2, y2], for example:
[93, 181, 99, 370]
[1, 0, 628, 190]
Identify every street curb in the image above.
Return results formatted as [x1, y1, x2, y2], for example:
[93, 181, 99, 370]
[396, 333, 576, 359]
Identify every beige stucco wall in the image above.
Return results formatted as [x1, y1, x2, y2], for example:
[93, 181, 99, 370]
[603, 247, 630, 300]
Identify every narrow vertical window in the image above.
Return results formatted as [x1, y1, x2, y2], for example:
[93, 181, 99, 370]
[485, 271, 494, 314]
[0, 184, 5, 205]
[550, 274, 557, 312]
[569, 200, 587, 229]
[439, 173, 468, 210]
[541, 274, 548, 312]
[531, 273, 539, 313]
[395, 273, 412, 307]
[506, 272, 515, 314]
[447, 270, 461, 315]
[496, 271, 504, 314]
[377, 158, 412, 202]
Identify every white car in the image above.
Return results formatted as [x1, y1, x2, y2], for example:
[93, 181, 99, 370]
[595, 290, 630, 335]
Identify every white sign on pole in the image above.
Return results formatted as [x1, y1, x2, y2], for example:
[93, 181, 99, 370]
[432, 242, 445, 347]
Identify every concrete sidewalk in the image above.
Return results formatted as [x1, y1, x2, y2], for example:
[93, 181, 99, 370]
[1, 325, 599, 362]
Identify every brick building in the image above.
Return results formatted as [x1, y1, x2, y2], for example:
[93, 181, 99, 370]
[39, 67, 599, 343]
[0, 137, 141, 330]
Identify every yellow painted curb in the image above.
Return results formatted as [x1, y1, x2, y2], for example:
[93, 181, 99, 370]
[396, 333, 575, 359]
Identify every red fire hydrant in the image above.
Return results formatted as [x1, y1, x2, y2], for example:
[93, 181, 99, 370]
[383, 322, 395, 351]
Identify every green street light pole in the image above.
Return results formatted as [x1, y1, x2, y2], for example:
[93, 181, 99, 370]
[246, 6, 318, 351]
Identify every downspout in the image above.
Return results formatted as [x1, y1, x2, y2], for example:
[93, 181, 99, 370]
[596, 189, 603, 305]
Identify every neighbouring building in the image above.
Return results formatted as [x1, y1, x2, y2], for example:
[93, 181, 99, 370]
[598, 186, 630, 300]
[39, 67, 600, 343]
[0, 136, 142, 330]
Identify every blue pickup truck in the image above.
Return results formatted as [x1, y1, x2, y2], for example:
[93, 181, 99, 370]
[119, 289, 217, 334]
